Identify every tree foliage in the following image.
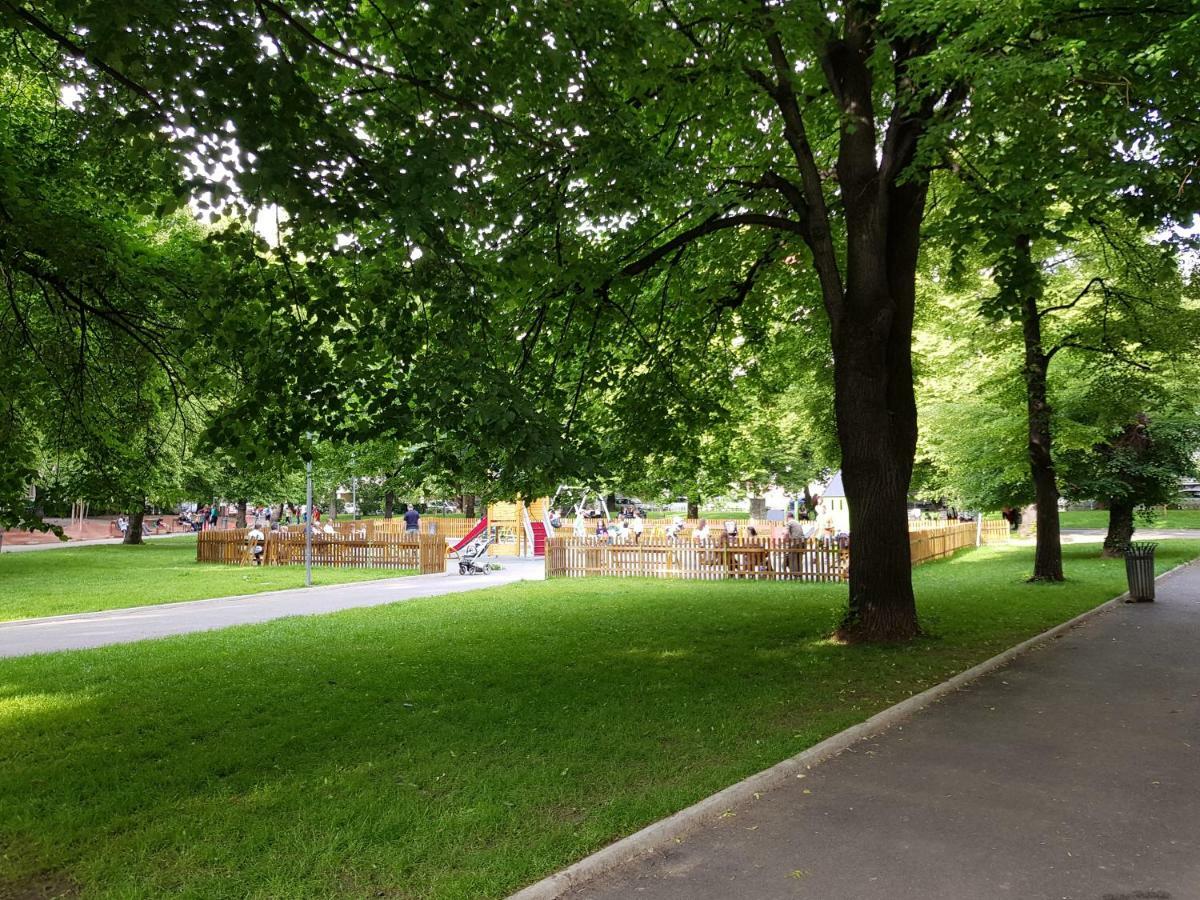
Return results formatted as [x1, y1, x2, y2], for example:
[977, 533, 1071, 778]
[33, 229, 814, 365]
[3, 1, 1199, 639]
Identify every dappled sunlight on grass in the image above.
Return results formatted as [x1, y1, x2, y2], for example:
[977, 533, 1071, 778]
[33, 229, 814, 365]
[619, 646, 694, 661]
[0, 690, 93, 728]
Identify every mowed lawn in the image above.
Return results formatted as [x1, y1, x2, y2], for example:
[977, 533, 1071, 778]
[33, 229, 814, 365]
[1058, 508, 1200, 530]
[0, 538, 415, 621]
[2, 542, 1197, 900]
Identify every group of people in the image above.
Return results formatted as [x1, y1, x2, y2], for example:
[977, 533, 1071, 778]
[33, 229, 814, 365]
[569, 509, 842, 545]
[577, 509, 648, 543]
[176, 504, 233, 532]
[180, 503, 325, 532]
[114, 514, 170, 536]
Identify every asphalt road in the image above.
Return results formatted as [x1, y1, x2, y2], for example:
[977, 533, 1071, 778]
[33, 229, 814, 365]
[0, 557, 544, 658]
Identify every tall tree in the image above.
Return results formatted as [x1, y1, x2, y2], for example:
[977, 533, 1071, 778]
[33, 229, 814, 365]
[930, 3, 1199, 579]
[10, 1, 1196, 638]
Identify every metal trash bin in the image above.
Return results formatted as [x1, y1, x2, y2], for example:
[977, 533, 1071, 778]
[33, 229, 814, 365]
[1124, 541, 1158, 602]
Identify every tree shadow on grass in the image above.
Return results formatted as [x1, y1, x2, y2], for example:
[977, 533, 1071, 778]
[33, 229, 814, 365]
[0, 581, 892, 896]
[2, 549, 1169, 898]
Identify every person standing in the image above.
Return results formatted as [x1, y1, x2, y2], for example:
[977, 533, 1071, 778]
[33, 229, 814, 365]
[784, 512, 806, 574]
[403, 504, 421, 533]
[631, 510, 645, 544]
[785, 512, 805, 540]
[246, 523, 266, 566]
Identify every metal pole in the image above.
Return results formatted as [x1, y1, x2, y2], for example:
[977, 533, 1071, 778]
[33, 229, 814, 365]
[351, 453, 358, 521]
[305, 459, 313, 587]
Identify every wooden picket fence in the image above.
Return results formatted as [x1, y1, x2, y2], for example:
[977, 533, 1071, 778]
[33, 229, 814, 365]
[979, 518, 1013, 543]
[908, 523, 976, 566]
[547, 519, 1010, 582]
[910, 520, 1009, 566]
[370, 516, 478, 538]
[545, 537, 850, 582]
[909, 517, 1011, 537]
[196, 528, 446, 574]
[195, 528, 258, 565]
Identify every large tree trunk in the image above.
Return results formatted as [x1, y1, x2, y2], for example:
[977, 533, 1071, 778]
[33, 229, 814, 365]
[463, 494, 476, 519]
[830, 114, 927, 643]
[832, 315, 920, 643]
[1018, 237, 1064, 582]
[384, 490, 395, 519]
[124, 507, 145, 545]
[329, 490, 338, 521]
[687, 496, 700, 520]
[1103, 501, 1135, 558]
[749, 496, 767, 519]
[236, 498, 248, 529]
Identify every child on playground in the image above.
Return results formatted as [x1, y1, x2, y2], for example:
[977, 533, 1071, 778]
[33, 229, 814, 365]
[664, 516, 685, 542]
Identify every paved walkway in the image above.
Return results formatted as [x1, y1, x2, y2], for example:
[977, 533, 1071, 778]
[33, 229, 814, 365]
[0, 531, 195, 552]
[574, 562, 1200, 900]
[1058, 528, 1200, 543]
[0, 558, 544, 658]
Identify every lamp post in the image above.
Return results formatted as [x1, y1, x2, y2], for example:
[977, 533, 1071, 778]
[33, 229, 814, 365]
[305, 459, 314, 587]
[304, 432, 316, 587]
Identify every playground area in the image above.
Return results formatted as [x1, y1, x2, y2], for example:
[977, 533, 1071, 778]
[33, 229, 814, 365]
[547, 519, 1011, 582]
[194, 490, 1012, 585]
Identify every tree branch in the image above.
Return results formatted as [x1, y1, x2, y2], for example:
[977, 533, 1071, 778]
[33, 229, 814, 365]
[2, 0, 160, 105]
[616, 212, 803, 280]
[746, 7, 844, 323]
[1038, 276, 1105, 318]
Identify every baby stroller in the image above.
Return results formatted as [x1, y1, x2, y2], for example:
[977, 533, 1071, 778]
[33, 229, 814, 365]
[457, 530, 492, 575]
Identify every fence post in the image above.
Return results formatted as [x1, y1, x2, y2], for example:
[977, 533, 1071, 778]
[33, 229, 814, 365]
[976, 514, 982, 548]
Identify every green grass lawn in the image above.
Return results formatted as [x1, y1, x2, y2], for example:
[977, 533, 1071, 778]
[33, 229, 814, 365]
[0, 537, 415, 622]
[2, 540, 1197, 899]
[1058, 508, 1200, 530]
